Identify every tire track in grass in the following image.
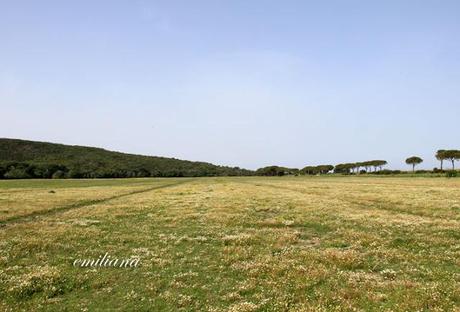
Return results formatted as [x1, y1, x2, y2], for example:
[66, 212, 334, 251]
[0, 179, 193, 227]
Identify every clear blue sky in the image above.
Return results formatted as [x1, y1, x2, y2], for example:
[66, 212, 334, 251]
[1, 1, 459, 170]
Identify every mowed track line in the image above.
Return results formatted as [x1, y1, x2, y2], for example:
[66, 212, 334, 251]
[0, 179, 193, 227]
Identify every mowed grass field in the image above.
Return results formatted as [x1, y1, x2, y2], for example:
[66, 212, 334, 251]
[1, 177, 460, 311]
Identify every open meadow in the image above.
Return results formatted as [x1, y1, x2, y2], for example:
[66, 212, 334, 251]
[1, 176, 460, 311]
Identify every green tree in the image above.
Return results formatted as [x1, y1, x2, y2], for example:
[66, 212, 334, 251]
[374, 160, 388, 171]
[4, 167, 31, 179]
[334, 163, 350, 174]
[0, 165, 6, 178]
[52, 170, 66, 179]
[405, 156, 423, 172]
[443, 150, 460, 170]
[435, 150, 446, 170]
[317, 165, 334, 174]
[256, 166, 286, 176]
[356, 162, 367, 174]
[301, 166, 316, 175]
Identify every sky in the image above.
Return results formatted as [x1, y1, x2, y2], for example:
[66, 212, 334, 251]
[1, 0, 459, 170]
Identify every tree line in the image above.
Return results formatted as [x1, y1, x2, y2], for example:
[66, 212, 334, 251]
[0, 139, 253, 179]
[334, 160, 388, 174]
[1, 139, 459, 179]
[256, 150, 460, 177]
[256, 161, 388, 176]
[435, 150, 460, 170]
[405, 150, 460, 172]
[0, 161, 254, 179]
[254, 164, 362, 176]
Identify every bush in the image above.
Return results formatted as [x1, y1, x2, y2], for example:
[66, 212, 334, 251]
[68, 169, 84, 178]
[446, 171, 458, 178]
[4, 168, 31, 179]
[52, 170, 66, 179]
[373, 170, 403, 175]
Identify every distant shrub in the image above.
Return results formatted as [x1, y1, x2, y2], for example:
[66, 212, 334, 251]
[301, 165, 333, 175]
[52, 170, 66, 179]
[68, 169, 84, 178]
[256, 166, 288, 176]
[4, 168, 31, 179]
[373, 169, 403, 175]
[136, 169, 151, 177]
[446, 171, 458, 178]
[415, 170, 430, 174]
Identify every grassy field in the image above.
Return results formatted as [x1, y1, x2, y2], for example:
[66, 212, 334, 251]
[1, 177, 460, 311]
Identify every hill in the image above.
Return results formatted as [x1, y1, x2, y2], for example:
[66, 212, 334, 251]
[0, 138, 253, 178]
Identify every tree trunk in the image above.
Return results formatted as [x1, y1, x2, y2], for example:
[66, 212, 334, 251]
[413, 164, 415, 172]
[453, 159, 455, 170]
[441, 160, 443, 170]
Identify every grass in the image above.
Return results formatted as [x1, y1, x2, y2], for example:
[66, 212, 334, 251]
[0, 176, 460, 311]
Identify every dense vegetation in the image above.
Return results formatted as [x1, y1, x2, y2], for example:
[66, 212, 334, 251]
[256, 161, 388, 176]
[333, 160, 388, 174]
[0, 139, 253, 179]
[257, 153, 459, 177]
[1, 139, 459, 179]
[301, 165, 334, 175]
[255, 166, 299, 176]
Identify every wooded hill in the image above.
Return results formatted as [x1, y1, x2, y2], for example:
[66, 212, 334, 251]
[0, 138, 253, 178]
